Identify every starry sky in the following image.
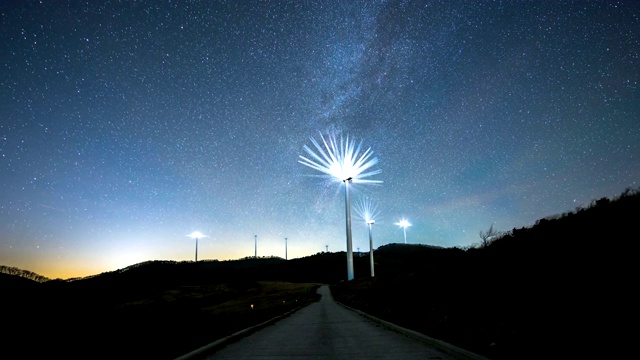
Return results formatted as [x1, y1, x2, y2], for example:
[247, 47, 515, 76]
[1, 0, 638, 280]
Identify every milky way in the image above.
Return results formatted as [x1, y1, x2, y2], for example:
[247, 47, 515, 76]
[1, 0, 638, 278]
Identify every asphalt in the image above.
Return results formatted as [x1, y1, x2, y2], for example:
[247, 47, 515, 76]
[174, 285, 491, 360]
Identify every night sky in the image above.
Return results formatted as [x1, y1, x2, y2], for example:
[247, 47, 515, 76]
[1, 1, 638, 279]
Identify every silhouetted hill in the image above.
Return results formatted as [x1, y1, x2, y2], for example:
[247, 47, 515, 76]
[3, 267, 322, 360]
[1, 253, 349, 360]
[331, 187, 639, 360]
[2, 187, 637, 359]
[0, 271, 40, 289]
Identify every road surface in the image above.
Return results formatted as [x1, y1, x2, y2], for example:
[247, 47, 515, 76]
[179, 285, 487, 360]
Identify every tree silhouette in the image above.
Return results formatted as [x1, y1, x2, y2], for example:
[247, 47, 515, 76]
[0, 265, 50, 282]
[479, 224, 500, 248]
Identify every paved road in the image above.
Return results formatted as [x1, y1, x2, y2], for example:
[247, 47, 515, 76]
[180, 285, 487, 360]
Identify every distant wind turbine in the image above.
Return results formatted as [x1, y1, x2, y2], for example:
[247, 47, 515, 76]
[355, 197, 380, 277]
[187, 231, 206, 262]
[395, 218, 411, 244]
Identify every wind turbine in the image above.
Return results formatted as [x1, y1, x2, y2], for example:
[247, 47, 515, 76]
[299, 132, 382, 281]
[187, 231, 206, 262]
[395, 218, 411, 244]
[355, 197, 380, 277]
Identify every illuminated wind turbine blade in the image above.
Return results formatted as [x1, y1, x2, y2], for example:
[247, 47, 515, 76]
[187, 231, 206, 239]
[395, 219, 411, 228]
[355, 197, 380, 278]
[299, 132, 383, 184]
[355, 197, 381, 224]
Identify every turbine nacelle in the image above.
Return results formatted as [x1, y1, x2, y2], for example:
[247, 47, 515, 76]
[187, 231, 206, 239]
[395, 219, 411, 229]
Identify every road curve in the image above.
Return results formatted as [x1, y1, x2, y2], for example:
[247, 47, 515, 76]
[180, 285, 488, 360]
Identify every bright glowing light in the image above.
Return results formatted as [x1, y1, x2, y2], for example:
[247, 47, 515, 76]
[355, 197, 381, 224]
[186, 231, 206, 262]
[299, 131, 382, 281]
[187, 231, 206, 239]
[395, 219, 411, 229]
[299, 132, 382, 184]
[395, 218, 411, 244]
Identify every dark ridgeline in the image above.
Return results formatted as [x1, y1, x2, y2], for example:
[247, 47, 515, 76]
[2, 187, 638, 360]
[333, 187, 639, 360]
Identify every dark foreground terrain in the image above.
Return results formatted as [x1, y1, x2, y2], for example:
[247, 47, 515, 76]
[2, 188, 638, 360]
[2, 276, 321, 360]
[332, 189, 638, 360]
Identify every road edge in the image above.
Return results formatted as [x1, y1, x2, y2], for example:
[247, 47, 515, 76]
[173, 301, 315, 360]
